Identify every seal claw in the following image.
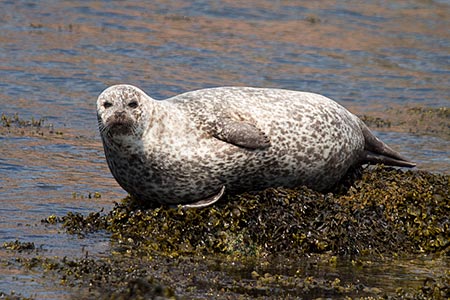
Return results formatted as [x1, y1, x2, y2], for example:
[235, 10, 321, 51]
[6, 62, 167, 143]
[182, 186, 226, 208]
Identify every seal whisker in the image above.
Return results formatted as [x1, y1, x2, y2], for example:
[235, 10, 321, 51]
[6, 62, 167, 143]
[98, 123, 109, 136]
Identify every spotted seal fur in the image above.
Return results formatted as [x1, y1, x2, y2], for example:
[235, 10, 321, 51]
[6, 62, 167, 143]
[97, 84, 415, 207]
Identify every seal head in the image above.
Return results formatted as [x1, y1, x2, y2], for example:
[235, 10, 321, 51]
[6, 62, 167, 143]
[97, 85, 148, 143]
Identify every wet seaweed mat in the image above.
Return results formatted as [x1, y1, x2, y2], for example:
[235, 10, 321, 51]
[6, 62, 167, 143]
[23, 166, 447, 299]
[6, 253, 449, 299]
[58, 166, 449, 257]
[360, 106, 450, 140]
[2, 166, 449, 299]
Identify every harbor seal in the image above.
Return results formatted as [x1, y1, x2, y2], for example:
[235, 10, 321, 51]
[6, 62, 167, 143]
[97, 85, 415, 207]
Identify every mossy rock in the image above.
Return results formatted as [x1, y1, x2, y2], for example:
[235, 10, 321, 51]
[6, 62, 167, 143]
[360, 106, 450, 139]
[61, 166, 449, 258]
[0, 112, 63, 136]
[11, 166, 449, 299]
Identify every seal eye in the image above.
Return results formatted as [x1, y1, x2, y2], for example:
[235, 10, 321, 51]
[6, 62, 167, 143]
[128, 101, 138, 109]
[103, 102, 113, 109]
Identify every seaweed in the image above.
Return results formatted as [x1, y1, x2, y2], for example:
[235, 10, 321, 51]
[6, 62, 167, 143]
[2, 240, 35, 252]
[360, 106, 450, 139]
[58, 166, 448, 258]
[10, 166, 448, 299]
[0, 113, 63, 136]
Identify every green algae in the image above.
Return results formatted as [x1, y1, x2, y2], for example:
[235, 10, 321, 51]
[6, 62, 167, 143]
[2, 240, 35, 252]
[7, 166, 449, 299]
[53, 166, 449, 298]
[0, 291, 33, 300]
[0, 112, 63, 136]
[1, 113, 45, 128]
[360, 106, 450, 139]
[9, 249, 449, 299]
[59, 166, 449, 258]
[360, 115, 392, 128]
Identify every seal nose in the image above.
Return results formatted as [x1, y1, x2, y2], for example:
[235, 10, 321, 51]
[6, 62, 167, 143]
[114, 111, 126, 121]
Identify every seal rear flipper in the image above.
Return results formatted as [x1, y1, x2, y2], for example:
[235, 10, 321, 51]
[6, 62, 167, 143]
[182, 186, 226, 208]
[358, 119, 416, 168]
[362, 150, 416, 167]
[212, 117, 271, 149]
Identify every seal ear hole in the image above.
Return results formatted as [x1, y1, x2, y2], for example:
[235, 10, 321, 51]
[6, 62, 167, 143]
[128, 101, 138, 109]
[103, 101, 113, 109]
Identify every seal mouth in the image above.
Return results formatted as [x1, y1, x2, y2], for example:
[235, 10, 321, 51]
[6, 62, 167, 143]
[99, 114, 137, 138]
[107, 121, 135, 136]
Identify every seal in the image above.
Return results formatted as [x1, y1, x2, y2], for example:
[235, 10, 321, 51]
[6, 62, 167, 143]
[97, 84, 415, 207]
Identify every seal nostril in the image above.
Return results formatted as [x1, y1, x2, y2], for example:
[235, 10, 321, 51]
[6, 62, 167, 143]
[114, 111, 126, 119]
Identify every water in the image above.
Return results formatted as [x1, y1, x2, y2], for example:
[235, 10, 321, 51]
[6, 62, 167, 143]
[0, 0, 449, 298]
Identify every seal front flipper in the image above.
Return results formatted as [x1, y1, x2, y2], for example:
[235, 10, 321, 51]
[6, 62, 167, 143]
[182, 186, 226, 208]
[212, 117, 271, 149]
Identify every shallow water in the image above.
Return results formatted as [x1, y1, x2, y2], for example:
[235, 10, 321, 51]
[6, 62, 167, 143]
[0, 0, 449, 298]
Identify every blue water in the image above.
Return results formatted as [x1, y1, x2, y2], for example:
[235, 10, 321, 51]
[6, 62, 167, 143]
[0, 0, 449, 298]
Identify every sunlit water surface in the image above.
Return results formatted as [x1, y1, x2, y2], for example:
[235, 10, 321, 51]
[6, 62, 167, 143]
[0, 0, 448, 298]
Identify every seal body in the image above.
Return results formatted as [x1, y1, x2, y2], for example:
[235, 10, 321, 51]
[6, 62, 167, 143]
[97, 85, 414, 206]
